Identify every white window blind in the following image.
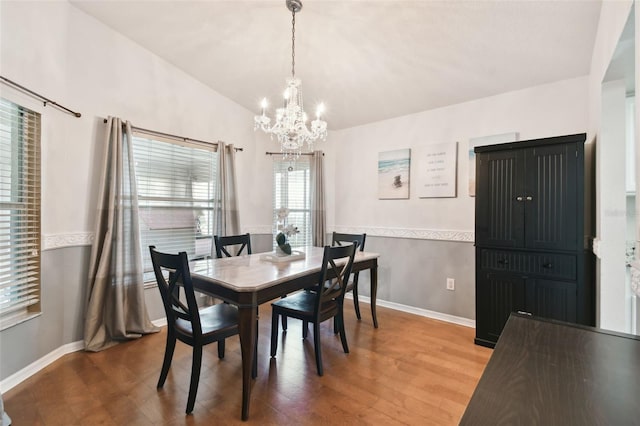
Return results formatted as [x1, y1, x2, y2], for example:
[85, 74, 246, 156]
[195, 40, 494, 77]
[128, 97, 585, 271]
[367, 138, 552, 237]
[273, 158, 311, 248]
[132, 135, 218, 281]
[0, 98, 41, 330]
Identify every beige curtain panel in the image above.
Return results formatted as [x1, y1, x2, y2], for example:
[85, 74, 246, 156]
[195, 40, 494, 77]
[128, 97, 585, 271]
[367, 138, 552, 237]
[216, 141, 241, 239]
[84, 117, 158, 352]
[311, 150, 326, 247]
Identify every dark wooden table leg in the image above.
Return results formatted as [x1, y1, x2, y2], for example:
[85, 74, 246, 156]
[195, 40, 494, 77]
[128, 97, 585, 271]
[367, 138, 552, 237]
[238, 304, 257, 420]
[370, 261, 379, 328]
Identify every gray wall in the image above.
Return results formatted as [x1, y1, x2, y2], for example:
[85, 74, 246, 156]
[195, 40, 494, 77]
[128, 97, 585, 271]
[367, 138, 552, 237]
[362, 236, 475, 319]
[0, 246, 89, 382]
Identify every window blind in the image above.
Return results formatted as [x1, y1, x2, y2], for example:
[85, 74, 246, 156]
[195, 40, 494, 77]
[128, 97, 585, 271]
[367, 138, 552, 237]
[131, 135, 218, 281]
[0, 98, 41, 330]
[273, 158, 311, 248]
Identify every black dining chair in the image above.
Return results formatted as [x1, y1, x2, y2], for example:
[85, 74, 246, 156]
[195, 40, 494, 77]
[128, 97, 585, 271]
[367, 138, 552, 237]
[331, 232, 367, 320]
[149, 245, 240, 414]
[270, 242, 358, 376]
[214, 233, 252, 258]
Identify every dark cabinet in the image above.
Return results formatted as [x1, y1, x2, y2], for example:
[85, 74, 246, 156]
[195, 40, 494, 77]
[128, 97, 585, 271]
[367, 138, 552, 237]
[474, 134, 594, 348]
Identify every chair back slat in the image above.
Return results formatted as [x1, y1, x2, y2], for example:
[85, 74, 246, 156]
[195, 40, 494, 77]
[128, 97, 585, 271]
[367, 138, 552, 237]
[316, 243, 358, 313]
[214, 233, 252, 258]
[332, 232, 366, 252]
[149, 245, 203, 336]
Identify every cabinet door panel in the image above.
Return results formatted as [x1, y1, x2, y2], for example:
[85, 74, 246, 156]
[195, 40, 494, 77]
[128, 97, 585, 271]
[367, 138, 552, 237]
[475, 150, 525, 247]
[476, 272, 526, 344]
[528, 279, 577, 323]
[524, 144, 578, 250]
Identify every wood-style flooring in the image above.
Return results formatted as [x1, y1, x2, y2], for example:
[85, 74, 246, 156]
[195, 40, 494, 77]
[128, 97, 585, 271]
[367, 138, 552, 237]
[4, 304, 492, 425]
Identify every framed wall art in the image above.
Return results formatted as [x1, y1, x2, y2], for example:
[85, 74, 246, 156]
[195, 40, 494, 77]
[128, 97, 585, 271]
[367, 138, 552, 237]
[378, 148, 410, 199]
[416, 142, 458, 198]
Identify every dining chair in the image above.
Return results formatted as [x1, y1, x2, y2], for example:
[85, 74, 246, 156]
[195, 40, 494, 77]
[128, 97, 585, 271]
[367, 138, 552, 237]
[331, 232, 367, 320]
[270, 242, 358, 376]
[214, 233, 252, 258]
[149, 246, 240, 414]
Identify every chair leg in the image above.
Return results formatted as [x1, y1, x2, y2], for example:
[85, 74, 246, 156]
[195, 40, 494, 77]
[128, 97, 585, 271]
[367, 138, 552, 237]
[313, 322, 323, 376]
[352, 280, 362, 320]
[270, 310, 279, 357]
[302, 320, 309, 339]
[186, 345, 203, 414]
[217, 339, 225, 359]
[337, 312, 349, 353]
[157, 332, 176, 388]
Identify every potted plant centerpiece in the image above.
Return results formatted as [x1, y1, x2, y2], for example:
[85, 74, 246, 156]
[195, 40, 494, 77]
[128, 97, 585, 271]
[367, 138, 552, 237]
[275, 207, 299, 256]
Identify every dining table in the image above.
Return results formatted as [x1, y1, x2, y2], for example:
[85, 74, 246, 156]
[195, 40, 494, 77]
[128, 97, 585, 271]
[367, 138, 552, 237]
[189, 245, 380, 421]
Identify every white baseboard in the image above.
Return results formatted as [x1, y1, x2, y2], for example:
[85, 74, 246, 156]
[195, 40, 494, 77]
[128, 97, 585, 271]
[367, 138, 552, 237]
[0, 340, 84, 393]
[345, 294, 475, 328]
[152, 317, 167, 328]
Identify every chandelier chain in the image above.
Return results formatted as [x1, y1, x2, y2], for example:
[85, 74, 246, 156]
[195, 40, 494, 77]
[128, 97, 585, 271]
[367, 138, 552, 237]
[291, 10, 296, 77]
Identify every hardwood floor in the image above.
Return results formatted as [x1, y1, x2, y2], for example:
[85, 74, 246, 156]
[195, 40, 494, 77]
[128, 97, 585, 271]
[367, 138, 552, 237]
[4, 304, 492, 425]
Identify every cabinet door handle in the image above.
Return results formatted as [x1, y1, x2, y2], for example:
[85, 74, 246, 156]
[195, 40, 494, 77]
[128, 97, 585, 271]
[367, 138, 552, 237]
[497, 259, 509, 265]
[543, 262, 553, 269]
[517, 311, 532, 316]
[516, 196, 523, 201]
[526, 196, 533, 201]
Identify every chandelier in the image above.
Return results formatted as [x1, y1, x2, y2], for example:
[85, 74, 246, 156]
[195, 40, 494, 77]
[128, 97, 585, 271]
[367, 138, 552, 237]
[254, 0, 328, 160]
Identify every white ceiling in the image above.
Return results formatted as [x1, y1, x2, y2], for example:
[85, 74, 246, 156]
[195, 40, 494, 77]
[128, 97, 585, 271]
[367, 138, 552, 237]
[70, 0, 602, 130]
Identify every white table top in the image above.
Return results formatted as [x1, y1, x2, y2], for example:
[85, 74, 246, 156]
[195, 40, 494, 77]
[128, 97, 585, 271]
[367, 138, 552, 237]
[190, 246, 379, 292]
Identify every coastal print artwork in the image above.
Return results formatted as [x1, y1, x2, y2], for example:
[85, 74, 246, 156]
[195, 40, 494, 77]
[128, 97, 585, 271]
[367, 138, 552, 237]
[468, 132, 518, 196]
[378, 148, 410, 199]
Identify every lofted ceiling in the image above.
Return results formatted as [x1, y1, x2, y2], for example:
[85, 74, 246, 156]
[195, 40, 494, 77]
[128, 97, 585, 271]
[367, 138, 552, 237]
[70, 0, 602, 130]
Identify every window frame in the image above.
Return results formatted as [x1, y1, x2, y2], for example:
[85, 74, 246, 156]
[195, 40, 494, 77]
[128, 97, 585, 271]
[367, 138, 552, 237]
[0, 95, 43, 331]
[131, 132, 221, 284]
[272, 157, 312, 249]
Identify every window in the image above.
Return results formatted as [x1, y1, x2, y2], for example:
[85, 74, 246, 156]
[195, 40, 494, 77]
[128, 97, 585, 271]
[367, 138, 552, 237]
[273, 158, 311, 248]
[131, 135, 218, 281]
[0, 98, 41, 330]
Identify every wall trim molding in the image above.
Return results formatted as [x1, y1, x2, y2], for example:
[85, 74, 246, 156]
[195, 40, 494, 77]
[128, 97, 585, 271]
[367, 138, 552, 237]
[152, 317, 168, 328]
[334, 226, 474, 242]
[41, 226, 474, 251]
[243, 226, 273, 235]
[0, 340, 84, 392]
[43, 232, 94, 251]
[345, 294, 475, 328]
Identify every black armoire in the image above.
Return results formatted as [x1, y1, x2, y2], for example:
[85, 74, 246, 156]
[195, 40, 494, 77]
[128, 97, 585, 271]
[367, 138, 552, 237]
[474, 133, 594, 348]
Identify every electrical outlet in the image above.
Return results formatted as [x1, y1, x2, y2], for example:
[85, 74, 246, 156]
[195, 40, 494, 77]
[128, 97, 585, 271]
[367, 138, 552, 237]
[446, 278, 455, 291]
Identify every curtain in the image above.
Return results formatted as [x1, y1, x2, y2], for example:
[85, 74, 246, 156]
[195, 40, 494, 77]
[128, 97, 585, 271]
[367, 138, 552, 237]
[215, 141, 240, 240]
[84, 117, 158, 352]
[310, 150, 326, 247]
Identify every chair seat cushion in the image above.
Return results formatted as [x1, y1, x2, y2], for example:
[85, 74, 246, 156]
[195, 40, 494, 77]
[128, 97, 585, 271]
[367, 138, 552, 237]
[272, 291, 338, 319]
[176, 303, 238, 337]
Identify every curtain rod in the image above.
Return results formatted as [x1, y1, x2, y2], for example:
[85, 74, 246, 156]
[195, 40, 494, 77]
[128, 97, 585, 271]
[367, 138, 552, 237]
[265, 151, 323, 156]
[102, 118, 243, 151]
[1, 75, 82, 118]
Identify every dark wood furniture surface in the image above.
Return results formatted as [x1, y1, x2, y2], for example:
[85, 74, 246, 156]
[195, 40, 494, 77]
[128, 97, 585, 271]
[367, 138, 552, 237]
[149, 246, 240, 414]
[460, 313, 640, 425]
[331, 232, 368, 322]
[188, 246, 379, 420]
[474, 133, 594, 347]
[270, 243, 357, 376]
[214, 233, 252, 258]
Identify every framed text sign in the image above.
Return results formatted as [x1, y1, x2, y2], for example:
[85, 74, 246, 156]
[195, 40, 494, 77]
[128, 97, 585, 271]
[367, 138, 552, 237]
[416, 142, 457, 198]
